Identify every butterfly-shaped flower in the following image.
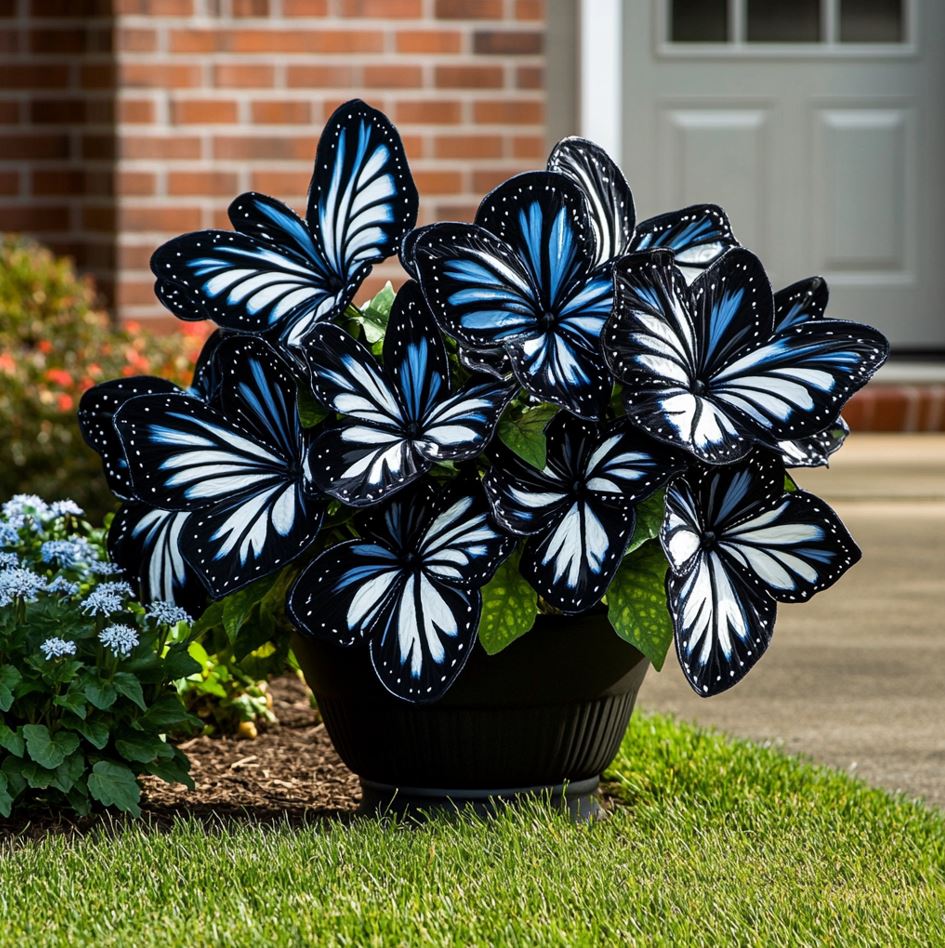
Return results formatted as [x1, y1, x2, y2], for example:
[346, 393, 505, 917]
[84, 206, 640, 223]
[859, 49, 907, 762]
[107, 337, 323, 598]
[603, 248, 889, 464]
[302, 281, 514, 507]
[288, 481, 514, 702]
[484, 413, 684, 612]
[151, 99, 418, 348]
[547, 136, 738, 282]
[411, 171, 616, 419]
[769, 277, 850, 468]
[661, 453, 860, 696]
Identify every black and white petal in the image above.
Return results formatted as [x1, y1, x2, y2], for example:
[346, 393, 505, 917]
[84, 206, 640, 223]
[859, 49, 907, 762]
[773, 276, 828, 333]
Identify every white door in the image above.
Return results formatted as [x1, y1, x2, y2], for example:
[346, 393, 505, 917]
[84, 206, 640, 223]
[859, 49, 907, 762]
[611, 0, 945, 352]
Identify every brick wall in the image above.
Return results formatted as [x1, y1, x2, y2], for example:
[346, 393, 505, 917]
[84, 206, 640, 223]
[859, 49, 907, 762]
[1, 0, 549, 323]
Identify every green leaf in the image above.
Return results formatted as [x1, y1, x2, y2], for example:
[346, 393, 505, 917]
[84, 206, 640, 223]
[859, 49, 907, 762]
[115, 732, 170, 764]
[297, 385, 328, 428]
[84, 679, 117, 710]
[64, 715, 110, 750]
[0, 773, 13, 818]
[477, 549, 538, 656]
[192, 599, 225, 638]
[139, 694, 201, 732]
[626, 490, 666, 556]
[21, 760, 58, 790]
[0, 723, 24, 757]
[360, 281, 396, 343]
[144, 748, 195, 790]
[222, 574, 276, 641]
[53, 686, 88, 720]
[113, 672, 146, 711]
[497, 404, 557, 470]
[0, 665, 21, 712]
[87, 760, 141, 817]
[161, 644, 202, 681]
[607, 541, 675, 671]
[22, 724, 80, 769]
[785, 473, 798, 492]
[52, 751, 85, 794]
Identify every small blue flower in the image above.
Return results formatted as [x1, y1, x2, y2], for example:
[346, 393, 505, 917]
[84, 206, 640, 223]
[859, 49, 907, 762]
[50, 500, 84, 518]
[2, 494, 49, 520]
[0, 567, 46, 606]
[146, 601, 193, 627]
[41, 538, 95, 569]
[99, 623, 139, 657]
[40, 637, 77, 660]
[0, 552, 20, 570]
[88, 559, 125, 576]
[80, 581, 133, 617]
[46, 576, 80, 596]
[0, 524, 19, 547]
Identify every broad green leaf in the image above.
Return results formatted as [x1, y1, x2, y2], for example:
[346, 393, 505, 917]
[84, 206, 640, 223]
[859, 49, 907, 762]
[626, 490, 666, 556]
[22, 724, 80, 769]
[161, 644, 202, 681]
[360, 281, 396, 343]
[84, 679, 117, 710]
[139, 694, 201, 733]
[0, 723, 24, 757]
[113, 672, 146, 711]
[607, 540, 675, 671]
[222, 574, 276, 640]
[70, 717, 110, 750]
[297, 385, 328, 428]
[477, 550, 538, 656]
[0, 773, 12, 818]
[67, 784, 91, 817]
[52, 751, 85, 794]
[115, 732, 170, 764]
[0, 665, 20, 712]
[87, 760, 141, 817]
[53, 686, 88, 720]
[145, 749, 195, 790]
[497, 404, 557, 470]
[192, 599, 225, 637]
[21, 760, 58, 790]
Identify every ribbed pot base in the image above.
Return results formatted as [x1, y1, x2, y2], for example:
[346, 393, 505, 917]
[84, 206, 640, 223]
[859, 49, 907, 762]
[359, 776, 603, 823]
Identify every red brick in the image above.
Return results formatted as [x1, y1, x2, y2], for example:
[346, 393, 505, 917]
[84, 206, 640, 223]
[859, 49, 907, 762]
[213, 64, 275, 88]
[515, 0, 544, 19]
[511, 133, 544, 159]
[0, 171, 20, 195]
[0, 101, 20, 124]
[434, 134, 504, 159]
[432, 201, 478, 221]
[80, 63, 116, 89]
[232, 0, 269, 14]
[0, 28, 18, 53]
[435, 64, 504, 88]
[121, 63, 202, 89]
[172, 99, 240, 125]
[282, 0, 329, 14]
[363, 65, 424, 88]
[168, 29, 220, 53]
[285, 64, 359, 87]
[81, 134, 116, 160]
[29, 98, 87, 124]
[117, 171, 157, 196]
[115, 0, 193, 14]
[435, 0, 503, 18]
[869, 387, 911, 431]
[120, 205, 203, 232]
[251, 100, 312, 124]
[118, 99, 155, 124]
[393, 99, 463, 124]
[4, 206, 69, 231]
[229, 29, 383, 53]
[412, 169, 465, 195]
[917, 386, 945, 431]
[29, 0, 111, 14]
[472, 167, 520, 192]
[121, 136, 202, 160]
[4, 64, 70, 89]
[474, 100, 543, 124]
[340, 0, 422, 15]
[474, 29, 543, 54]
[29, 28, 87, 54]
[32, 169, 82, 196]
[0, 132, 70, 160]
[250, 171, 308, 198]
[116, 278, 159, 308]
[118, 28, 158, 52]
[168, 170, 240, 196]
[211, 135, 313, 161]
[516, 64, 544, 89]
[395, 29, 463, 53]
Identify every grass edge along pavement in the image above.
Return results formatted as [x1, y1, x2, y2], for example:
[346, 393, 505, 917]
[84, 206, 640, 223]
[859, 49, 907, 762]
[1, 713, 942, 946]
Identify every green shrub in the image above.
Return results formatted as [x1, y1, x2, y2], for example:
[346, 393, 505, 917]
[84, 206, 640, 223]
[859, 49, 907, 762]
[0, 235, 209, 521]
[0, 496, 201, 818]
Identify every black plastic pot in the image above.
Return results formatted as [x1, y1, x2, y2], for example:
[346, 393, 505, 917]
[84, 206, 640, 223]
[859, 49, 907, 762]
[292, 612, 648, 819]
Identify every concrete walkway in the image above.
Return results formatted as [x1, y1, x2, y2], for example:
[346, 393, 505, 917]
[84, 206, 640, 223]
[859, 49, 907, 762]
[638, 435, 945, 807]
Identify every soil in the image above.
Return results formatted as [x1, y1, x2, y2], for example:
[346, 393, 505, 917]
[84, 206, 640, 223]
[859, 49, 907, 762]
[1, 676, 362, 841]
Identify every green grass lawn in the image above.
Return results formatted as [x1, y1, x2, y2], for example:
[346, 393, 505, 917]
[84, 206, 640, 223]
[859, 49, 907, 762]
[2, 714, 943, 946]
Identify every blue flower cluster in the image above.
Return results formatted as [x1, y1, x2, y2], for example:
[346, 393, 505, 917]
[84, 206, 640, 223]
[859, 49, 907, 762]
[99, 623, 140, 657]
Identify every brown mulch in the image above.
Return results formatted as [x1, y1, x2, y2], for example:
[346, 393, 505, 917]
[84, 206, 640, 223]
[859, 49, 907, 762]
[1, 676, 362, 842]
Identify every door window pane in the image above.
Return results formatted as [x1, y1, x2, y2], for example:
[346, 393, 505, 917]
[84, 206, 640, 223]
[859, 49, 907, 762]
[671, 0, 729, 42]
[839, 0, 903, 42]
[747, 0, 822, 42]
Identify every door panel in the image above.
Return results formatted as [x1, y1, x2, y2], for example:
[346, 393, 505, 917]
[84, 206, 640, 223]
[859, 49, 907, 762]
[619, 0, 944, 349]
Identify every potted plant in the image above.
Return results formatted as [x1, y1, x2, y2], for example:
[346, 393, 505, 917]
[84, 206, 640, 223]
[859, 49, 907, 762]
[79, 100, 889, 817]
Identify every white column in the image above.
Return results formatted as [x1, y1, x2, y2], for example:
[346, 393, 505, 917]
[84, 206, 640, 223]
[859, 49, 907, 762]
[578, 0, 623, 160]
